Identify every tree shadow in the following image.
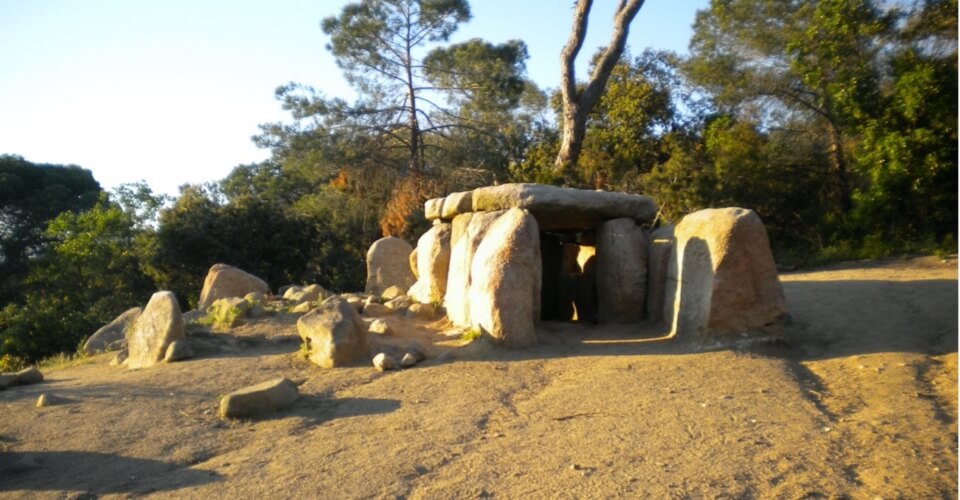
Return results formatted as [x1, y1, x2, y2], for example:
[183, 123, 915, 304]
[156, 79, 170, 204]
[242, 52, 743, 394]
[0, 451, 221, 494]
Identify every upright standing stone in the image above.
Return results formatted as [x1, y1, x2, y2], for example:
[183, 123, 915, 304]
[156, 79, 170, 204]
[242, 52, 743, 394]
[408, 223, 452, 305]
[365, 237, 417, 295]
[468, 209, 541, 347]
[198, 264, 270, 311]
[664, 208, 787, 338]
[646, 225, 674, 324]
[596, 218, 649, 323]
[126, 291, 185, 369]
[444, 211, 503, 327]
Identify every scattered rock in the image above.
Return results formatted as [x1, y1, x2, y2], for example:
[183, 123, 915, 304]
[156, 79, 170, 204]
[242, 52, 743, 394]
[297, 298, 368, 368]
[344, 296, 364, 313]
[468, 208, 541, 347]
[363, 302, 391, 317]
[207, 297, 251, 328]
[381, 285, 406, 301]
[15, 366, 43, 385]
[372, 352, 396, 371]
[365, 236, 417, 295]
[408, 223, 452, 305]
[110, 350, 128, 367]
[290, 302, 313, 314]
[244, 291, 267, 305]
[401, 352, 417, 368]
[198, 263, 270, 311]
[126, 291, 186, 369]
[384, 295, 413, 312]
[0, 374, 18, 389]
[368, 319, 391, 335]
[35, 393, 67, 408]
[405, 344, 427, 362]
[163, 340, 194, 363]
[407, 303, 437, 320]
[282, 286, 304, 301]
[219, 377, 300, 419]
[82, 307, 142, 356]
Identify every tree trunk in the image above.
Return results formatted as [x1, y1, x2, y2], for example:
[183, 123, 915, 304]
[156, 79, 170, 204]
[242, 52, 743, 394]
[554, 0, 646, 182]
[827, 121, 851, 213]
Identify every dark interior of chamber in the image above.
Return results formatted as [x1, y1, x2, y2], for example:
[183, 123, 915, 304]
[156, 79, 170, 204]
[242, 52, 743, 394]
[539, 230, 597, 322]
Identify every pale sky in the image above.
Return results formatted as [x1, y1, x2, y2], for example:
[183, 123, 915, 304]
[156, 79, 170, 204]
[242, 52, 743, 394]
[0, 0, 707, 197]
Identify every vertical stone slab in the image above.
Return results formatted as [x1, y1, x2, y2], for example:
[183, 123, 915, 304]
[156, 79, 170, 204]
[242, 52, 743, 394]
[408, 223, 452, 305]
[468, 209, 541, 347]
[665, 208, 787, 338]
[365, 237, 416, 295]
[646, 225, 674, 324]
[596, 218, 649, 323]
[444, 211, 503, 327]
[575, 245, 598, 323]
[126, 291, 185, 369]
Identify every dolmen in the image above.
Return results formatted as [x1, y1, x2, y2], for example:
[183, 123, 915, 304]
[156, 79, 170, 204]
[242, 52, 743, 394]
[372, 183, 787, 347]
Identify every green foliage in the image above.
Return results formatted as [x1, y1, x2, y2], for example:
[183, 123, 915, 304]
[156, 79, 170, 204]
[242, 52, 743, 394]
[0, 155, 102, 304]
[0, 200, 156, 363]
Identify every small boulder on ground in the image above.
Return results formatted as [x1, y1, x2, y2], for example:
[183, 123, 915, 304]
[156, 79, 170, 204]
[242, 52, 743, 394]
[368, 319, 391, 335]
[126, 291, 186, 369]
[406, 303, 437, 320]
[400, 352, 417, 368]
[372, 352, 397, 371]
[15, 366, 43, 385]
[363, 302, 391, 317]
[297, 298, 368, 368]
[381, 285, 406, 301]
[82, 307, 142, 356]
[384, 296, 413, 312]
[35, 393, 67, 408]
[208, 297, 252, 328]
[198, 264, 270, 311]
[219, 377, 300, 419]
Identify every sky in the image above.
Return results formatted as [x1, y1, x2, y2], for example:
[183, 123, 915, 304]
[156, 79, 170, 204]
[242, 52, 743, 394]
[0, 0, 708, 197]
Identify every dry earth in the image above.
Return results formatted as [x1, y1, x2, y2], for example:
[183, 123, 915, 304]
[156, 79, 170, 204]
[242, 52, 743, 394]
[1, 256, 956, 498]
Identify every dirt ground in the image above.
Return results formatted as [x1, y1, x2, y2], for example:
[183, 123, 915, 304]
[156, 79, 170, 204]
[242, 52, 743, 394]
[1, 255, 956, 498]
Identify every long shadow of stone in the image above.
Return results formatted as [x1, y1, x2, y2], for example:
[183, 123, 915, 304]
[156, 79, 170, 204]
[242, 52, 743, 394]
[254, 394, 402, 427]
[0, 451, 221, 494]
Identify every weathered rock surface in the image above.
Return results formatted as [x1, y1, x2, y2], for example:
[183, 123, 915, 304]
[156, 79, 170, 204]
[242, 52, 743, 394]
[363, 302, 391, 317]
[219, 377, 300, 419]
[408, 223, 452, 305]
[406, 303, 437, 320]
[372, 352, 396, 371]
[384, 296, 412, 312]
[665, 208, 787, 338]
[381, 285, 406, 301]
[440, 191, 473, 219]
[445, 211, 504, 327]
[468, 209, 541, 347]
[365, 237, 416, 295]
[35, 393, 67, 408]
[646, 225, 674, 324]
[198, 264, 270, 311]
[163, 340, 194, 363]
[82, 307, 142, 355]
[596, 218, 649, 323]
[400, 352, 417, 368]
[15, 366, 44, 385]
[425, 183, 658, 230]
[126, 291, 185, 369]
[368, 319, 390, 335]
[290, 302, 313, 314]
[297, 299, 368, 368]
[208, 297, 251, 328]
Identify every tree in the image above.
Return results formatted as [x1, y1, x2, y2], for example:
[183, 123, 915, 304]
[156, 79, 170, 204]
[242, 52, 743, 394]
[0, 199, 155, 364]
[554, 0, 647, 180]
[0, 155, 101, 304]
[685, 0, 891, 213]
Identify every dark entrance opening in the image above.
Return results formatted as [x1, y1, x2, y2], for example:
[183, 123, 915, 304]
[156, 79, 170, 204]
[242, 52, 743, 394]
[539, 230, 597, 323]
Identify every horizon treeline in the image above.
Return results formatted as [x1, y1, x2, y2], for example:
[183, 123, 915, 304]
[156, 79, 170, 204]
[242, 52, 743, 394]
[1, 0, 955, 366]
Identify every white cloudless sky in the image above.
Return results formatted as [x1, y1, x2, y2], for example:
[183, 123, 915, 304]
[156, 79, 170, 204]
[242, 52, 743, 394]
[0, 0, 707, 197]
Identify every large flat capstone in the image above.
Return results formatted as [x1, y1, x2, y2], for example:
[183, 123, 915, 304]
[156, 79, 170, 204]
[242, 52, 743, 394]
[424, 183, 658, 230]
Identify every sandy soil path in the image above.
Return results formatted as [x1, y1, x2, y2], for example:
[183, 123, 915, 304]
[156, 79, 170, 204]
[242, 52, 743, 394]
[0, 256, 956, 498]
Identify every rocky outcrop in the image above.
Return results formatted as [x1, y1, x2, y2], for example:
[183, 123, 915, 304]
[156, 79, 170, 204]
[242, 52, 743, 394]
[665, 208, 786, 338]
[468, 209, 541, 347]
[365, 237, 416, 295]
[408, 223, 452, 305]
[219, 377, 300, 419]
[82, 307, 142, 355]
[596, 218, 648, 323]
[126, 291, 185, 369]
[297, 298, 368, 368]
[198, 264, 270, 311]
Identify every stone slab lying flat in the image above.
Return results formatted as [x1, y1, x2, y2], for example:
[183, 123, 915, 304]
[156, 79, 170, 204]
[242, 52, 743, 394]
[425, 183, 658, 230]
